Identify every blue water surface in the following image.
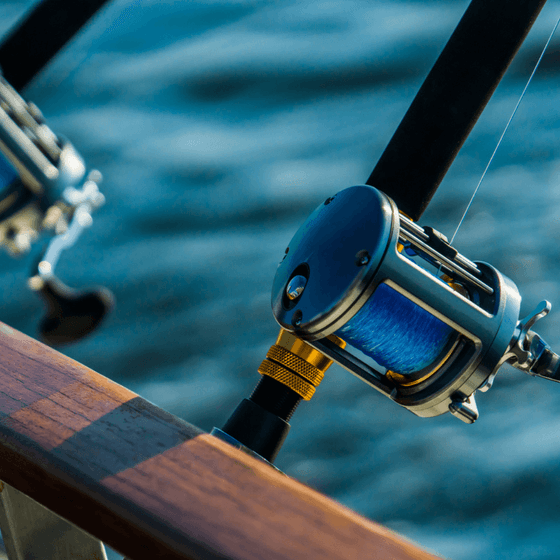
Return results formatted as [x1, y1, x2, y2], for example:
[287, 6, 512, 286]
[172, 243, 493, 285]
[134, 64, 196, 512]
[2, 1, 560, 559]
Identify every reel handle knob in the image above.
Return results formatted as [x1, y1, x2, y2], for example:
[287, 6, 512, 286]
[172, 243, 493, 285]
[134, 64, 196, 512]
[35, 276, 114, 345]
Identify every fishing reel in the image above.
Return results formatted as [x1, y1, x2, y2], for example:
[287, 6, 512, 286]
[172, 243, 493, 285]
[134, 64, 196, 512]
[0, 75, 113, 345]
[271, 185, 559, 423]
[218, 184, 560, 463]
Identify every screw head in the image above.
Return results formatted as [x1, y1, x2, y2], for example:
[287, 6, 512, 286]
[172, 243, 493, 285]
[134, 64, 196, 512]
[286, 275, 307, 301]
[292, 310, 303, 327]
[355, 250, 370, 266]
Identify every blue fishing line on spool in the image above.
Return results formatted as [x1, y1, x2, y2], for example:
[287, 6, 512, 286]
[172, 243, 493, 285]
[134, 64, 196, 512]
[336, 283, 454, 374]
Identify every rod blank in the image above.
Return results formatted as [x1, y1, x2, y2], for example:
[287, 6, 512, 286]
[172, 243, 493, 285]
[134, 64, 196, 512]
[367, 0, 548, 220]
[0, 0, 112, 91]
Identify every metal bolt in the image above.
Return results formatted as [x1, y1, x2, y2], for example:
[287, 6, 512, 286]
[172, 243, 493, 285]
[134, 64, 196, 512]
[292, 310, 303, 327]
[355, 250, 370, 266]
[286, 275, 307, 301]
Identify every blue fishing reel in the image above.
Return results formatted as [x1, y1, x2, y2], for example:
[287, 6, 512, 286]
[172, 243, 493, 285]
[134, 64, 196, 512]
[271, 185, 559, 423]
[0, 75, 113, 344]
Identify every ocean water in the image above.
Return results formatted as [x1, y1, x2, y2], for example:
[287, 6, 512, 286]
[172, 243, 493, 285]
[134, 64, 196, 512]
[1, 1, 560, 558]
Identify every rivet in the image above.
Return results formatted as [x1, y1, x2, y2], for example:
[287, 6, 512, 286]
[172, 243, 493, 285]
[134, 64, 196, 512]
[355, 250, 370, 266]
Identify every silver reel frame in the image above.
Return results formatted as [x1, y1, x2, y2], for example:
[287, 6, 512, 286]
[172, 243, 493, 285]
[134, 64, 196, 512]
[273, 186, 524, 423]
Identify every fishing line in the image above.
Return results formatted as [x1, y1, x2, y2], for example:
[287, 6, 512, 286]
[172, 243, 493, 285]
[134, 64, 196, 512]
[336, 283, 455, 374]
[450, 15, 560, 244]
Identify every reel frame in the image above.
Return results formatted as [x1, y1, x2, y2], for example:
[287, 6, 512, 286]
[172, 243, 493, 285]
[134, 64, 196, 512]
[272, 186, 522, 422]
[0, 75, 102, 255]
[0, 74, 112, 344]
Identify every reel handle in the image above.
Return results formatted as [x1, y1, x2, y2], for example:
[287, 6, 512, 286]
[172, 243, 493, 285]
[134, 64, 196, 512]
[28, 188, 112, 345]
[35, 275, 114, 345]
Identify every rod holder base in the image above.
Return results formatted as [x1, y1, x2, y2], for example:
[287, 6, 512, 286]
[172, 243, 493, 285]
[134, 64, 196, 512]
[221, 399, 290, 463]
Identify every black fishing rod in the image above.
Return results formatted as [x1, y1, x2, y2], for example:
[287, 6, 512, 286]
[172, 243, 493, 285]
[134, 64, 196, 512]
[216, 0, 557, 463]
[367, 0, 548, 220]
[0, 0, 112, 91]
[0, 0, 115, 344]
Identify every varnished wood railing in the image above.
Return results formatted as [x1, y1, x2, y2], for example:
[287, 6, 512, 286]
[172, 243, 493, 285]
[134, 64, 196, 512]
[0, 322, 441, 560]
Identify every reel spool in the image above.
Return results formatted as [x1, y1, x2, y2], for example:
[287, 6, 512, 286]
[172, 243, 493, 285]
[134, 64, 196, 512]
[0, 75, 113, 344]
[272, 185, 559, 423]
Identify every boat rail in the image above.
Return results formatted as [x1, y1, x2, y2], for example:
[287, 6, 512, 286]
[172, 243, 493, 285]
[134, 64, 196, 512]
[0, 321, 440, 560]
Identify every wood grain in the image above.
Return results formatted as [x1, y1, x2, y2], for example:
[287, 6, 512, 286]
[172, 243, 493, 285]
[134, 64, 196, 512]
[0, 322, 441, 560]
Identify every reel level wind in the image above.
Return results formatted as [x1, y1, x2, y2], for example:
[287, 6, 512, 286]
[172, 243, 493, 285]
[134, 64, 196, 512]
[0, 75, 113, 344]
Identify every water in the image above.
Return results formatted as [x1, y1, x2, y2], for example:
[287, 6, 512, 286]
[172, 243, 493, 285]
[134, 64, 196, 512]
[2, 1, 560, 558]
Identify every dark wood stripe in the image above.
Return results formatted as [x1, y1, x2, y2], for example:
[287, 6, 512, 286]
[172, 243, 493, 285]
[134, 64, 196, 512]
[0, 380, 135, 451]
[51, 397, 202, 480]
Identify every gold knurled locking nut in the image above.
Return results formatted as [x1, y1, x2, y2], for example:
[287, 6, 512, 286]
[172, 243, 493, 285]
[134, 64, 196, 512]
[257, 329, 346, 400]
[266, 346, 324, 386]
[258, 360, 316, 400]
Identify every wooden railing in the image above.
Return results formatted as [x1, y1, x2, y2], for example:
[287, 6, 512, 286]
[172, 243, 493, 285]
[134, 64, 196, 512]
[0, 321, 441, 560]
